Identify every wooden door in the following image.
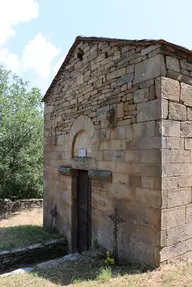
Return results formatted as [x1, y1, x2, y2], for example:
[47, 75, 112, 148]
[77, 170, 91, 253]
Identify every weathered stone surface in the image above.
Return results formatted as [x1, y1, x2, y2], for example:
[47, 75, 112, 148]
[141, 45, 159, 56]
[58, 166, 73, 176]
[167, 188, 191, 208]
[134, 54, 166, 84]
[160, 241, 187, 262]
[140, 150, 160, 163]
[133, 88, 149, 103]
[181, 121, 192, 137]
[136, 187, 161, 208]
[112, 73, 134, 87]
[181, 83, 192, 107]
[181, 60, 192, 71]
[116, 103, 124, 118]
[137, 99, 168, 122]
[107, 68, 126, 80]
[166, 223, 192, 246]
[0, 239, 68, 271]
[166, 56, 180, 72]
[141, 176, 161, 189]
[133, 121, 155, 138]
[187, 107, 192, 120]
[179, 176, 192, 187]
[186, 204, 192, 223]
[169, 103, 186, 121]
[161, 206, 185, 230]
[185, 138, 192, 149]
[159, 120, 180, 137]
[156, 77, 180, 102]
[161, 177, 178, 189]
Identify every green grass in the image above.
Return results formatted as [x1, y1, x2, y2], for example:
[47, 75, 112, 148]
[0, 225, 62, 250]
[96, 267, 112, 281]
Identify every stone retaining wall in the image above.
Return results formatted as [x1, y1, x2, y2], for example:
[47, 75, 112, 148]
[0, 199, 43, 215]
[0, 238, 68, 272]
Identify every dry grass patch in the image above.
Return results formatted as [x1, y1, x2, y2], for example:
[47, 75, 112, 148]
[0, 208, 43, 228]
[0, 259, 192, 287]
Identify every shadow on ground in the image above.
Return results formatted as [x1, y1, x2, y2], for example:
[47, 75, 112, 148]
[30, 255, 153, 286]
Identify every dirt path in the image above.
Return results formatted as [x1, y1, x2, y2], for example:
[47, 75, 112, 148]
[0, 208, 43, 227]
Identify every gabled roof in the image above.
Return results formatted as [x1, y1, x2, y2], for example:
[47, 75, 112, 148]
[42, 36, 192, 102]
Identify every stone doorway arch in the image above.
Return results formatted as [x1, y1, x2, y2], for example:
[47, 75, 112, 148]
[69, 115, 95, 158]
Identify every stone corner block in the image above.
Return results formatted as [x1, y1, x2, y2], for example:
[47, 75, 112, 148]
[134, 54, 166, 84]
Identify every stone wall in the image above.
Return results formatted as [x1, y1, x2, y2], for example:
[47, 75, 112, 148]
[158, 54, 192, 263]
[0, 199, 43, 216]
[0, 239, 67, 272]
[43, 40, 192, 266]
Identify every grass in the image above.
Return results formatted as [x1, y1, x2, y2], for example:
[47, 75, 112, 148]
[95, 267, 112, 281]
[0, 225, 62, 250]
[0, 259, 192, 286]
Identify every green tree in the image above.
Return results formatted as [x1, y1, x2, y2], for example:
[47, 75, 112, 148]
[0, 66, 43, 199]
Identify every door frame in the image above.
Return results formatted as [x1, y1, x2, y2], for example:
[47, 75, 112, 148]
[71, 169, 92, 253]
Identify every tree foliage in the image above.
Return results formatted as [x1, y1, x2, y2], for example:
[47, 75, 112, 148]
[0, 66, 43, 199]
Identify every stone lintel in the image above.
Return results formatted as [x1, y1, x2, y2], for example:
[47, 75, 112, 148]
[58, 166, 73, 176]
[88, 170, 112, 182]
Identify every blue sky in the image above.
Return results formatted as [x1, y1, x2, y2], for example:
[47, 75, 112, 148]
[0, 0, 191, 95]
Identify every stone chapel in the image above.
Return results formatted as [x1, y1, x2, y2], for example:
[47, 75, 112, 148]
[43, 36, 192, 266]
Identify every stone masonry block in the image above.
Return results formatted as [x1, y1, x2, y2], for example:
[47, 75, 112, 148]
[187, 107, 192, 120]
[155, 77, 180, 102]
[126, 137, 162, 150]
[166, 223, 192, 246]
[159, 120, 180, 137]
[181, 83, 192, 107]
[181, 60, 192, 71]
[134, 54, 166, 84]
[185, 138, 192, 149]
[161, 177, 178, 189]
[167, 188, 191, 208]
[112, 173, 129, 185]
[160, 241, 187, 262]
[179, 150, 191, 162]
[186, 239, 192, 251]
[107, 68, 126, 80]
[179, 176, 192, 187]
[133, 121, 155, 138]
[181, 122, 192, 137]
[137, 99, 168, 122]
[136, 187, 161, 208]
[186, 204, 192, 223]
[161, 206, 185, 230]
[125, 150, 140, 162]
[117, 103, 124, 118]
[44, 105, 53, 115]
[161, 149, 179, 162]
[133, 88, 149, 103]
[141, 176, 161, 189]
[166, 56, 180, 73]
[162, 163, 181, 176]
[140, 150, 160, 163]
[162, 137, 184, 150]
[169, 102, 186, 121]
